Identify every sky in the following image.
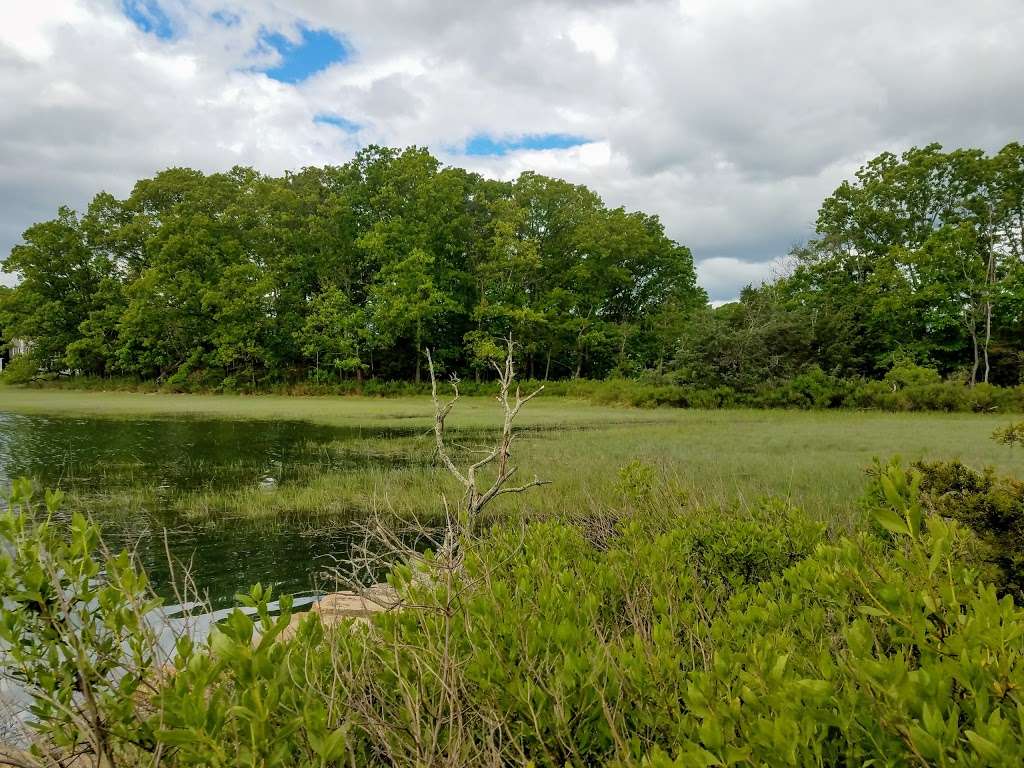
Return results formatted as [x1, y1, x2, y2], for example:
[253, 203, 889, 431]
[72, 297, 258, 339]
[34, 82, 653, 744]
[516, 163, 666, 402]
[1, 1, 1023, 302]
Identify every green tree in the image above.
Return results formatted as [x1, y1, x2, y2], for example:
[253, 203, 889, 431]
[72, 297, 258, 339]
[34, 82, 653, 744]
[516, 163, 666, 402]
[203, 263, 277, 387]
[369, 248, 457, 383]
[1, 148, 704, 385]
[1, 208, 109, 370]
[297, 286, 370, 381]
[785, 143, 1024, 383]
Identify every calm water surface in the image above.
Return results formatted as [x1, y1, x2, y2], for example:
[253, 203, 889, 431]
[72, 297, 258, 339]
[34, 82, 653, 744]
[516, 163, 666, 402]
[0, 412, 416, 608]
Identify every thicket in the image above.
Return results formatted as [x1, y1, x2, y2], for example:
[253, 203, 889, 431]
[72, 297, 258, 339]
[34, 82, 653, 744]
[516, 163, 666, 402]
[14, 366, 1024, 413]
[4, 458, 1024, 766]
[910, 458, 1024, 598]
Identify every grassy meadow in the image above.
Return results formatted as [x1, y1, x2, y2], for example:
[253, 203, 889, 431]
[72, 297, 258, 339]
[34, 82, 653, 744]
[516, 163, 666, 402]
[0, 387, 1016, 529]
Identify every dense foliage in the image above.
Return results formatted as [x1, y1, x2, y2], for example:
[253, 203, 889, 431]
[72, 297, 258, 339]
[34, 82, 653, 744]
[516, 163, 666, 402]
[0, 147, 703, 386]
[909, 458, 1024, 598]
[5, 461, 1024, 766]
[673, 143, 1024, 390]
[6, 141, 1024, 401]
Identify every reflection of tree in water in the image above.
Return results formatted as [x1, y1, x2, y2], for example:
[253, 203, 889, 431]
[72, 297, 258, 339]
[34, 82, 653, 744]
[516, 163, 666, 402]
[0, 413, 410, 493]
[0, 413, 423, 607]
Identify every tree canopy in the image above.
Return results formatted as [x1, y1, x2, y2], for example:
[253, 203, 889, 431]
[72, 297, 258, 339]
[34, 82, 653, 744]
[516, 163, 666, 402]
[5, 141, 1024, 391]
[0, 146, 705, 384]
[673, 142, 1024, 390]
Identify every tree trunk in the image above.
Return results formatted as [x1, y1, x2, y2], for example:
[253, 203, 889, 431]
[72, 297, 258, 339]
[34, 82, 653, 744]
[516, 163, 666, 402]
[474, 297, 483, 384]
[983, 244, 996, 384]
[969, 319, 980, 387]
[544, 351, 551, 381]
[984, 299, 993, 385]
[415, 319, 422, 384]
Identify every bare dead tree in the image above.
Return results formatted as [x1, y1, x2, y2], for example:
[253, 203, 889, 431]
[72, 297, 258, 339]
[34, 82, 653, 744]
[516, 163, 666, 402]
[273, 337, 554, 766]
[425, 335, 549, 563]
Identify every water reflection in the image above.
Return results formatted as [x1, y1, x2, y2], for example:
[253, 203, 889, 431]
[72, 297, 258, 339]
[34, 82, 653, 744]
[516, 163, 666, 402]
[0, 412, 417, 494]
[0, 412, 419, 608]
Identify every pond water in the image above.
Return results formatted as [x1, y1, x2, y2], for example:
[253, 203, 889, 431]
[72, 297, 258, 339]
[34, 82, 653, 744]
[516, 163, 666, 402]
[0, 412, 418, 609]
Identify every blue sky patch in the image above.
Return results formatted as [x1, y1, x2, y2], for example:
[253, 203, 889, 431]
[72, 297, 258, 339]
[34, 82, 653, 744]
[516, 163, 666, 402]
[259, 27, 349, 84]
[211, 10, 241, 27]
[314, 114, 361, 133]
[463, 133, 590, 156]
[122, 0, 174, 40]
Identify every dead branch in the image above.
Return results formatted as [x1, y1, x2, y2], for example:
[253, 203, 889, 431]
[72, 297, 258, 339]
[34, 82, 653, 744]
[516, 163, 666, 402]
[425, 335, 549, 559]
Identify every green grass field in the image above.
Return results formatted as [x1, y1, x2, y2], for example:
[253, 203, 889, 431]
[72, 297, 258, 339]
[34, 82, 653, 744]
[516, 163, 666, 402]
[0, 387, 1018, 529]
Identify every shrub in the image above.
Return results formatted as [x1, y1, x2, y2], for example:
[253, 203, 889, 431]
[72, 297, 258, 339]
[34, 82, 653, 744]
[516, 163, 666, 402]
[752, 366, 853, 409]
[883, 358, 942, 389]
[11, 369, 1024, 413]
[6, 468, 1024, 765]
[912, 459, 1024, 599]
[993, 421, 1024, 448]
[0, 481, 161, 766]
[1, 354, 41, 384]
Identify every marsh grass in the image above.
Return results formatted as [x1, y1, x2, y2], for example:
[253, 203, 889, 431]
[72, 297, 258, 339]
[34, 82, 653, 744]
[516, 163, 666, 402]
[0, 388, 1017, 530]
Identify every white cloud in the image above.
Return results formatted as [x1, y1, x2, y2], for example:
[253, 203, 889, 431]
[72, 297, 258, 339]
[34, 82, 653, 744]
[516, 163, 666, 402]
[697, 256, 793, 305]
[1, 0, 1023, 299]
[567, 20, 617, 63]
[0, 0, 87, 60]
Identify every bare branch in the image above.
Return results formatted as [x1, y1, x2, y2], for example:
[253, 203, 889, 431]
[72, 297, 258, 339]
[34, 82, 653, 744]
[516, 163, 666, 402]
[424, 334, 548, 563]
[494, 477, 552, 497]
[426, 347, 467, 487]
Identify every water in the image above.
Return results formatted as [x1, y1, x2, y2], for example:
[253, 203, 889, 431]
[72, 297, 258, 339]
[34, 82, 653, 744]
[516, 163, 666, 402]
[0, 412, 418, 609]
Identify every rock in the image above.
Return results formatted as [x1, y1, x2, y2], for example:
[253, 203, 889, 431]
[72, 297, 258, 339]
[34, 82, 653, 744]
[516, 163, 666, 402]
[279, 584, 399, 642]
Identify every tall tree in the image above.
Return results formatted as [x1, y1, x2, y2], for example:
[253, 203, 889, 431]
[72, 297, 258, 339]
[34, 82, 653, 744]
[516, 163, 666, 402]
[1, 147, 705, 384]
[369, 248, 457, 383]
[1, 208, 109, 369]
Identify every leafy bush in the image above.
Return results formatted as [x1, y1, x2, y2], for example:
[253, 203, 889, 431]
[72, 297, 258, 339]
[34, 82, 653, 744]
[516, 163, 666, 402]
[13, 369, 1024, 413]
[6, 466, 1024, 765]
[910, 459, 1024, 599]
[0, 481, 161, 766]
[0, 353, 41, 384]
[993, 421, 1024, 448]
[753, 366, 853, 409]
[0, 481, 340, 767]
[883, 357, 943, 389]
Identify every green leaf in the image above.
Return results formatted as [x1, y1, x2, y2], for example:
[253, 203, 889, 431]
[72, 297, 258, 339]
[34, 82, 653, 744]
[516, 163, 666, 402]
[872, 507, 909, 537]
[857, 605, 889, 618]
[769, 653, 790, 682]
[965, 731, 1002, 761]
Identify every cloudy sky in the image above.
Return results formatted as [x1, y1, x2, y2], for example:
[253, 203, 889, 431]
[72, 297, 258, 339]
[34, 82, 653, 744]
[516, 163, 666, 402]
[2, 1, 1023, 301]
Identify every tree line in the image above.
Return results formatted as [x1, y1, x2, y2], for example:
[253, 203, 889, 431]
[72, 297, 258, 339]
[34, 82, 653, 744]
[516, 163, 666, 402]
[3, 142, 1024, 390]
[0, 146, 704, 386]
[676, 142, 1024, 390]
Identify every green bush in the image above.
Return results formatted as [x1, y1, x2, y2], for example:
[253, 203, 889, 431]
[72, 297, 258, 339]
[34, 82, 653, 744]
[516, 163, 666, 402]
[911, 459, 1024, 599]
[0, 353, 41, 384]
[6, 466, 1024, 765]
[0, 481, 162, 765]
[12, 369, 1024, 413]
[753, 366, 853, 409]
[883, 358, 943, 389]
